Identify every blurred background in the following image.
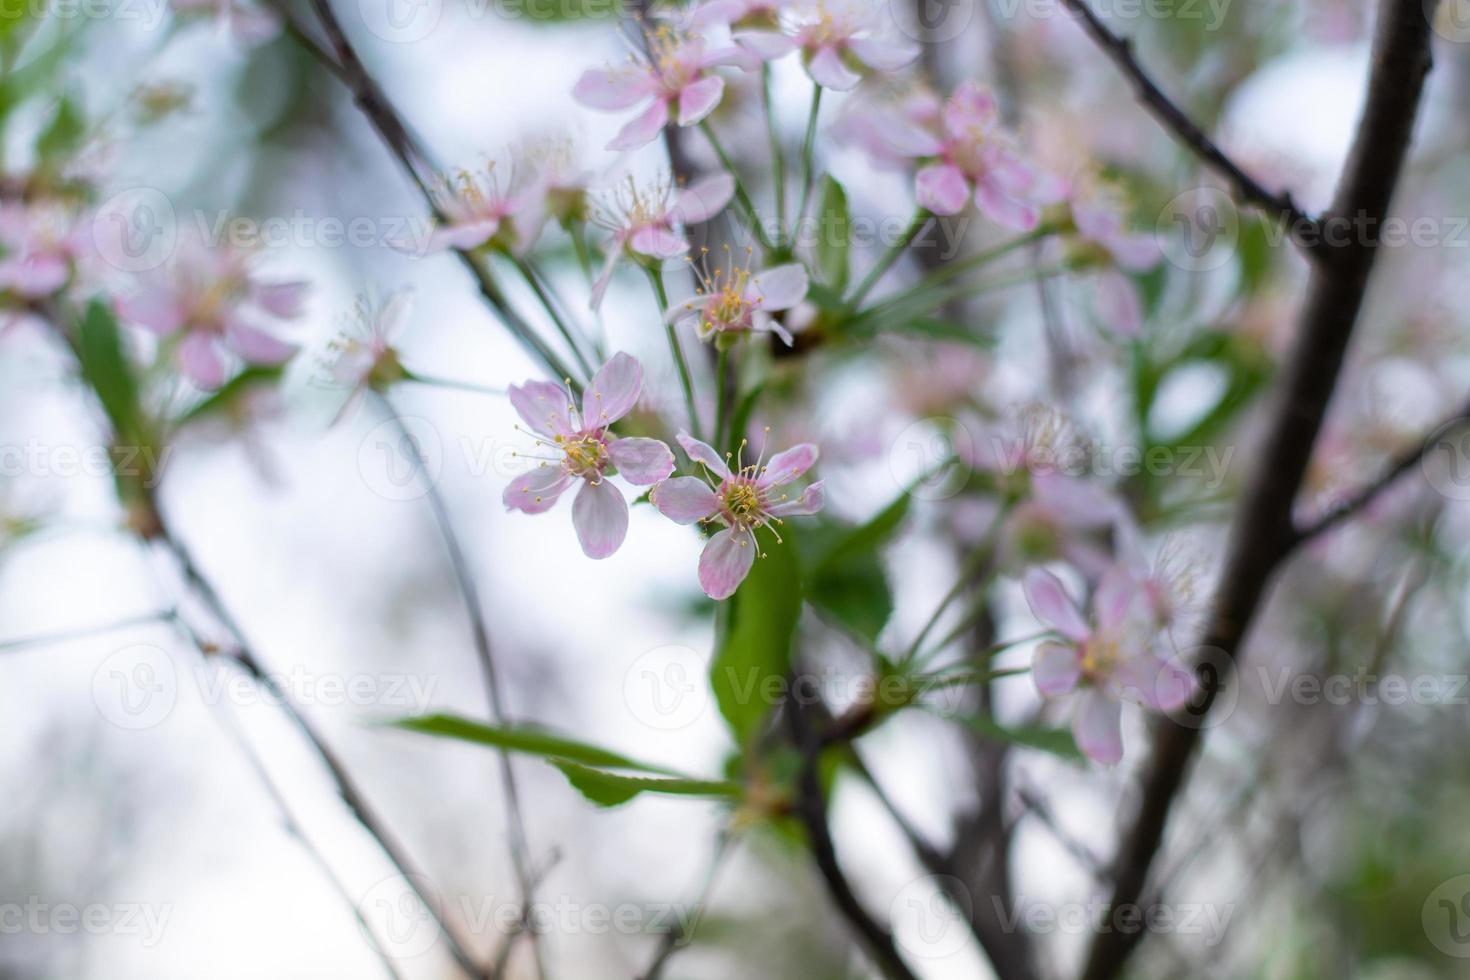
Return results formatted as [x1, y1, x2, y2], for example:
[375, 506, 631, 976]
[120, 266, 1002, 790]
[4, 0, 1470, 977]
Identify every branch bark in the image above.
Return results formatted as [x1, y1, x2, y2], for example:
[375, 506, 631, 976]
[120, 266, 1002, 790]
[1080, 3, 1438, 978]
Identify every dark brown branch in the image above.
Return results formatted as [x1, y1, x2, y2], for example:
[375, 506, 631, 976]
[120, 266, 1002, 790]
[786, 696, 920, 980]
[1080, 3, 1438, 978]
[1290, 397, 1470, 545]
[1059, 0, 1319, 244]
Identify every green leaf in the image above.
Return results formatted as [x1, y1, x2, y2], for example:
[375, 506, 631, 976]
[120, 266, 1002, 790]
[75, 300, 143, 444]
[711, 537, 803, 745]
[963, 716, 1082, 761]
[724, 380, 765, 457]
[389, 714, 672, 773]
[802, 491, 911, 644]
[551, 760, 741, 808]
[36, 94, 84, 164]
[814, 176, 850, 292]
[177, 364, 285, 426]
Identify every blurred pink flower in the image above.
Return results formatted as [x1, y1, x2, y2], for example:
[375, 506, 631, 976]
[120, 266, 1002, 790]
[1023, 566, 1195, 765]
[170, 0, 280, 44]
[1068, 179, 1161, 336]
[652, 430, 823, 599]
[0, 201, 87, 299]
[589, 173, 735, 309]
[735, 0, 919, 90]
[886, 81, 1059, 229]
[321, 288, 412, 408]
[117, 239, 302, 388]
[665, 247, 808, 344]
[424, 166, 537, 255]
[574, 31, 750, 152]
[504, 353, 675, 560]
[686, 0, 788, 31]
[833, 85, 942, 169]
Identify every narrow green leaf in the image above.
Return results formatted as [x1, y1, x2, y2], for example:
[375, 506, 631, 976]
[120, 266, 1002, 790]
[962, 715, 1082, 761]
[711, 538, 803, 745]
[814, 176, 850, 292]
[802, 491, 911, 643]
[551, 760, 741, 808]
[36, 94, 84, 164]
[389, 714, 672, 773]
[177, 364, 285, 426]
[75, 300, 142, 444]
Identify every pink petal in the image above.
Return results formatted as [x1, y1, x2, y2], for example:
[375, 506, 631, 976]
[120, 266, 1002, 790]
[915, 163, 971, 216]
[589, 246, 620, 311]
[749, 263, 808, 311]
[178, 332, 227, 388]
[583, 351, 643, 426]
[1073, 689, 1123, 765]
[1031, 473, 1121, 530]
[677, 75, 725, 127]
[572, 478, 629, 559]
[1107, 232, 1162, 271]
[848, 36, 919, 72]
[974, 176, 1040, 231]
[573, 66, 657, 110]
[806, 44, 861, 90]
[1093, 564, 1138, 636]
[225, 323, 296, 365]
[1095, 270, 1144, 337]
[607, 98, 671, 152]
[766, 480, 824, 517]
[503, 466, 573, 514]
[508, 379, 576, 439]
[881, 118, 945, 158]
[607, 436, 674, 485]
[673, 173, 736, 225]
[1, 254, 68, 297]
[251, 280, 308, 318]
[677, 431, 731, 479]
[759, 442, 818, 487]
[652, 476, 719, 523]
[426, 219, 501, 253]
[690, 0, 747, 30]
[1022, 568, 1090, 643]
[698, 527, 757, 600]
[118, 290, 186, 335]
[1114, 655, 1195, 712]
[1033, 640, 1081, 697]
[628, 225, 690, 259]
[736, 29, 799, 60]
[942, 81, 998, 138]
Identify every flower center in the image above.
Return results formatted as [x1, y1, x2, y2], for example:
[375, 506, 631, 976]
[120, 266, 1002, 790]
[1080, 635, 1118, 680]
[559, 433, 608, 478]
[718, 475, 766, 530]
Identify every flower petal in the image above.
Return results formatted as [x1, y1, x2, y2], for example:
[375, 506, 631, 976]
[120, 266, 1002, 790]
[225, 323, 297, 365]
[942, 81, 998, 138]
[583, 351, 643, 426]
[881, 118, 945, 158]
[1094, 269, 1144, 337]
[652, 476, 719, 523]
[759, 442, 818, 487]
[673, 173, 736, 225]
[1093, 564, 1139, 636]
[628, 225, 690, 259]
[1022, 568, 1091, 642]
[698, 527, 757, 600]
[118, 289, 186, 335]
[974, 175, 1040, 231]
[251, 280, 308, 318]
[573, 66, 656, 110]
[915, 163, 971, 216]
[767, 480, 824, 516]
[677, 75, 725, 126]
[806, 44, 861, 90]
[508, 379, 576, 439]
[503, 466, 573, 514]
[1031, 473, 1121, 530]
[735, 29, 799, 60]
[1072, 689, 1123, 765]
[677, 430, 731, 479]
[589, 245, 620, 311]
[178, 332, 226, 388]
[1033, 640, 1081, 697]
[607, 436, 675, 485]
[848, 36, 919, 72]
[572, 478, 629, 559]
[607, 98, 671, 152]
[426, 218, 501, 253]
[1115, 655, 1197, 713]
[749, 263, 808, 311]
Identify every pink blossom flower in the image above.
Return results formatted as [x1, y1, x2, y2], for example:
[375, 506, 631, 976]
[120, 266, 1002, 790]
[1022, 566, 1196, 765]
[424, 166, 538, 255]
[0, 200, 86, 299]
[1067, 179, 1161, 336]
[573, 30, 750, 152]
[504, 353, 675, 560]
[734, 1, 919, 90]
[322, 288, 412, 395]
[685, 0, 788, 32]
[665, 247, 808, 345]
[117, 239, 303, 389]
[652, 431, 824, 599]
[833, 85, 942, 169]
[885, 81, 1058, 230]
[170, 0, 280, 44]
[589, 172, 735, 309]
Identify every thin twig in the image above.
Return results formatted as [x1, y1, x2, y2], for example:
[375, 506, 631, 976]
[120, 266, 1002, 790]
[638, 831, 735, 980]
[1059, 0, 1319, 244]
[0, 608, 175, 654]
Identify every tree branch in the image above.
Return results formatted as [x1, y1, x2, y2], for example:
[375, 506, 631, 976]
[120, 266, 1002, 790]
[1079, 3, 1438, 978]
[1059, 0, 1320, 243]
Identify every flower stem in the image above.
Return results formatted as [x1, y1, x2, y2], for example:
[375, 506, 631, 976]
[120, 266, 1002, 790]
[644, 265, 702, 439]
[400, 371, 506, 397]
[793, 84, 823, 237]
[714, 345, 730, 452]
[762, 65, 788, 248]
[512, 255, 596, 379]
[846, 207, 931, 309]
[698, 121, 774, 252]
